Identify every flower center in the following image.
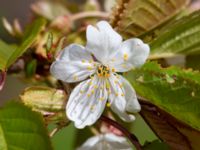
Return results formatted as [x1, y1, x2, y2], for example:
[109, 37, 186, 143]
[96, 65, 110, 78]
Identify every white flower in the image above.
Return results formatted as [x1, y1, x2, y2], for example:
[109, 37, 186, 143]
[77, 133, 132, 150]
[50, 21, 149, 129]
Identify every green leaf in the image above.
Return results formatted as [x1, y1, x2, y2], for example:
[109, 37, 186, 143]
[0, 18, 46, 71]
[186, 55, 200, 70]
[110, 0, 189, 38]
[51, 124, 77, 150]
[125, 62, 200, 130]
[0, 101, 52, 150]
[0, 40, 16, 71]
[143, 140, 169, 150]
[20, 86, 67, 124]
[150, 11, 200, 59]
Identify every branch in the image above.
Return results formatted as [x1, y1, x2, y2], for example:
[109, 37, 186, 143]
[99, 115, 142, 150]
[71, 11, 109, 21]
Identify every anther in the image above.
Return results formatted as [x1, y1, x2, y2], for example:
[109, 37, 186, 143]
[91, 90, 95, 94]
[96, 65, 111, 78]
[87, 66, 93, 70]
[80, 90, 84, 94]
[73, 75, 78, 80]
[123, 53, 128, 61]
[112, 68, 115, 72]
[99, 97, 104, 101]
[90, 105, 95, 110]
[106, 102, 111, 107]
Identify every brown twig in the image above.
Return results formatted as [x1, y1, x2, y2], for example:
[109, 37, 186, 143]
[99, 115, 142, 150]
[71, 11, 109, 21]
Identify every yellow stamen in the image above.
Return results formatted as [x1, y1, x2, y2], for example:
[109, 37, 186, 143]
[123, 53, 128, 61]
[73, 75, 78, 80]
[87, 66, 93, 70]
[106, 102, 111, 107]
[122, 64, 127, 68]
[114, 80, 118, 84]
[112, 68, 115, 72]
[90, 105, 95, 110]
[99, 97, 104, 101]
[119, 84, 123, 88]
[91, 90, 95, 94]
[97, 65, 110, 78]
[80, 90, 84, 94]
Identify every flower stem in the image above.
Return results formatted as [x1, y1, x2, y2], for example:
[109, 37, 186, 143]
[99, 115, 142, 150]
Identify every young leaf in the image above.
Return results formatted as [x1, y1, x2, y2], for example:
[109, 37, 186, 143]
[0, 40, 16, 71]
[140, 100, 200, 150]
[110, 0, 189, 38]
[20, 86, 67, 113]
[125, 62, 200, 130]
[20, 86, 68, 124]
[0, 101, 53, 150]
[150, 11, 200, 59]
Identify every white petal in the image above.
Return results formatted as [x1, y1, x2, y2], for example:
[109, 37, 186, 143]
[120, 76, 141, 113]
[56, 44, 93, 62]
[108, 74, 135, 122]
[86, 21, 122, 64]
[50, 61, 95, 83]
[66, 76, 108, 129]
[104, 133, 132, 150]
[109, 38, 150, 72]
[77, 135, 101, 150]
[77, 133, 132, 150]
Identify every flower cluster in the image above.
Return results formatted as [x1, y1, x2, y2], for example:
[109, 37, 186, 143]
[50, 21, 149, 129]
